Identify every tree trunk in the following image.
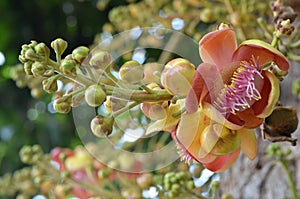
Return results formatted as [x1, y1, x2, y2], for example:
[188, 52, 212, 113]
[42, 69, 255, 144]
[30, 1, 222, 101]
[220, 61, 300, 199]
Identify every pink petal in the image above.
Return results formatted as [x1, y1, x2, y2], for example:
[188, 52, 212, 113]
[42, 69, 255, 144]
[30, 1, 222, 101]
[232, 39, 289, 71]
[199, 28, 237, 69]
[186, 63, 224, 113]
[203, 148, 240, 172]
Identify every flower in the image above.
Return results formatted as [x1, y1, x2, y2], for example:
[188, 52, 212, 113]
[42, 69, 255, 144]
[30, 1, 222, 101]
[173, 109, 257, 172]
[173, 27, 289, 172]
[186, 27, 289, 129]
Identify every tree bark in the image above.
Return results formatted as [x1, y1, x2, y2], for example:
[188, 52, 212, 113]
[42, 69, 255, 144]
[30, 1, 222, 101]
[220, 61, 300, 199]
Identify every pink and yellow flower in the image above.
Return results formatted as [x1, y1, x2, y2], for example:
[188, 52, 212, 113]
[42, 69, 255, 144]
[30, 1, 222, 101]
[186, 27, 289, 129]
[173, 27, 289, 172]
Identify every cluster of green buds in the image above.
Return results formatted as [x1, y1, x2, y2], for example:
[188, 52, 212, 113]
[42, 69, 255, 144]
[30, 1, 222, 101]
[161, 171, 195, 198]
[17, 37, 198, 138]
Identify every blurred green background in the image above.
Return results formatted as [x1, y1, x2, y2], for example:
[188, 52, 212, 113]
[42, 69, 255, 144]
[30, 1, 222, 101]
[0, 0, 116, 174]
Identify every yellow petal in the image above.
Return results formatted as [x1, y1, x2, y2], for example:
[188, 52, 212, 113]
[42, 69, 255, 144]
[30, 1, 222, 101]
[238, 128, 257, 160]
[145, 100, 184, 135]
[256, 71, 280, 118]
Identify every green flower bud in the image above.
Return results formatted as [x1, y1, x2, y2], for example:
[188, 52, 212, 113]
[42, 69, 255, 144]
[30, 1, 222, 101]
[171, 183, 180, 193]
[31, 88, 44, 99]
[200, 8, 214, 23]
[19, 145, 43, 164]
[72, 46, 89, 63]
[161, 58, 195, 97]
[85, 84, 106, 107]
[51, 38, 68, 56]
[24, 61, 33, 75]
[89, 50, 112, 70]
[53, 96, 72, 114]
[186, 180, 195, 191]
[24, 48, 37, 61]
[60, 59, 77, 76]
[90, 115, 114, 137]
[119, 60, 144, 84]
[31, 62, 47, 77]
[42, 75, 59, 93]
[97, 169, 111, 179]
[34, 42, 50, 60]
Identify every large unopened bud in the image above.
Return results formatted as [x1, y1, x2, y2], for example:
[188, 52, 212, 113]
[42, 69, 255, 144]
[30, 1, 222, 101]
[90, 115, 114, 137]
[72, 46, 89, 63]
[199, 123, 241, 157]
[51, 38, 68, 56]
[89, 50, 112, 70]
[161, 58, 195, 97]
[141, 102, 168, 120]
[119, 60, 144, 84]
[85, 84, 106, 107]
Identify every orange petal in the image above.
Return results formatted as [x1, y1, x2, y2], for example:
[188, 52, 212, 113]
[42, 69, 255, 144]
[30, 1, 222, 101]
[252, 70, 280, 118]
[232, 39, 289, 71]
[199, 28, 237, 69]
[238, 128, 257, 160]
[203, 148, 240, 172]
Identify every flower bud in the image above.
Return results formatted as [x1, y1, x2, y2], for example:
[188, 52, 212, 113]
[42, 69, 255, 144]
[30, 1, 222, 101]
[72, 46, 89, 63]
[200, 8, 214, 23]
[51, 38, 68, 56]
[119, 60, 144, 84]
[89, 50, 112, 70]
[90, 115, 114, 137]
[31, 62, 47, 77]
[141, 102, 167, 120]
[97, 169, 111, 179]
[31, 88, 44, 99]
[19, 145, 43, 164]
[161, 58, 195, 97]
[60, 59, 77, 76]
[104, 96, 128, 113]
[34, 42, 50, 60]
[42, 76, 59, 93]
[53, 96, 72, 114]
[85, 84, 106, 107]
[143, 62, 162, 84]
[24, 61, 33, 75]
[136, 173, 153, 189]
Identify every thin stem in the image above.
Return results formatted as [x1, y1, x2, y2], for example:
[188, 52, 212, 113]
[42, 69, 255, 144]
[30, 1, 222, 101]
[140, 85, 158, 94]
[112, 101, 140, 117]
[271, 30, 281, 48]
[68, 177, 123, 199]
[85, 66, 96, 82]
[290, 40, 300, 48]
[279, 158, 297, 199]
[287, 52, 300, 61]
